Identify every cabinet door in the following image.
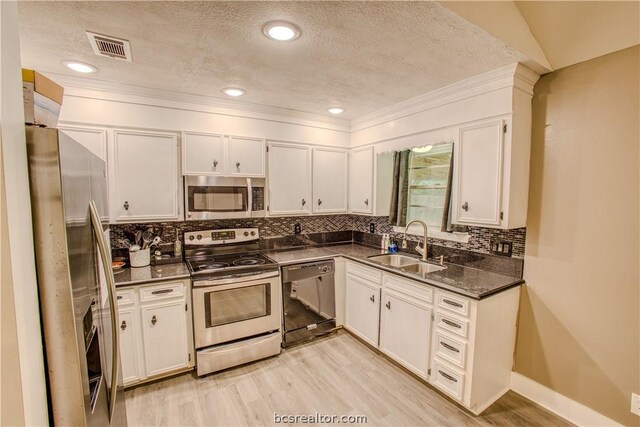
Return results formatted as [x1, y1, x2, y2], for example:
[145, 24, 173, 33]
[312, 147, 348, 213]
[345, 274, 381, 347]
[267, 142, 312, 215]
[140, 301, 189, 377]
[228, 136, 265, 177]
[379, 290, 432, 378]
[349, 147, 374, 214]
[182, 132, 224, 175]
[59, 126, 107, 161]
[112, 130, 179, 221]
[453, 120, 504, 226]
[118, 307, 141, 385]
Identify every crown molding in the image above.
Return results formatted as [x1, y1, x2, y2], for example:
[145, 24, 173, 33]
[351, 62, 539, 133]
[46, 72, 351, 133]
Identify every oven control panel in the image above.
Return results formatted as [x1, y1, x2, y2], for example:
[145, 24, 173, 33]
[184, 228, 259, 246]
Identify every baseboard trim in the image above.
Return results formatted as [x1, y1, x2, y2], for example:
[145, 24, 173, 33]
[510, 372, 622, 426]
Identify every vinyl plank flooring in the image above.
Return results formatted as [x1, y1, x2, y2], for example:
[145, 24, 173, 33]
[125, 332, 574, 427]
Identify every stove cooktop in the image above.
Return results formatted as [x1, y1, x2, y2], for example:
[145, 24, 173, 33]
[186, 252, 277, 277]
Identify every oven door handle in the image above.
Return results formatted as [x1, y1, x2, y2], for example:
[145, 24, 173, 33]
[193, 269, 280, 287]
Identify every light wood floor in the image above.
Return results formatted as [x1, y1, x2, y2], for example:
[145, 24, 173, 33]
[125, 332, 573, 426]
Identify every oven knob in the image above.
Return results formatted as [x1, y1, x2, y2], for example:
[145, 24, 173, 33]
[188, 235, 195, 241]
[250, 231, 256, 236]
[196, 234, 202, 240]
[244, 231, 249, 237]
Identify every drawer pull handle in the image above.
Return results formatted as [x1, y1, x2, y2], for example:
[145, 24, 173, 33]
[439, 370, 458, 383]
[443, 298, 463, 308]
[442, 318, 461, 329]
[441, 342, 459, 353]
[151, 315, 157, 325]
[151, 289, 174, 295]
[117, 295, 123, 300]
[385, 301, 391, 310]
[120, 320, 127, 331]
[369, 295, 375, 303]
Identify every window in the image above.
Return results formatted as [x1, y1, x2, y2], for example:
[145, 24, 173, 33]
[406, 143, 453, 228]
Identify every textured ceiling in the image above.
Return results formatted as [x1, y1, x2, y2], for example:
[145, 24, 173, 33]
[17, 1, 528, 120]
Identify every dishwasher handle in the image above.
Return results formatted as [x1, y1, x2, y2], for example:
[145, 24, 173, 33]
[282, 260, 335, 282]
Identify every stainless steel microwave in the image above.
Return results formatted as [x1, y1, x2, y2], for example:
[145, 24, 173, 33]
[184, 176, 265, 220]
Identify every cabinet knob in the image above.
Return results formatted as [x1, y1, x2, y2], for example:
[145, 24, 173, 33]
[318, 199, 322, 206]
[364, 198, 369, 207]
[236, 161, 240, 169]
[462, 202, 469, 211]
[123, 201, 129, 210]
[385, 301, 391, 310]
[120, 320, 127, 331]
[151, 315, 157, 326]
[213, 159, 218, 168]
[369, 295, 375, 303]
[301, 199, 306, 206]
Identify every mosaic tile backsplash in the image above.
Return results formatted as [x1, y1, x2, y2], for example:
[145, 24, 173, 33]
[110, 214, 526, 259]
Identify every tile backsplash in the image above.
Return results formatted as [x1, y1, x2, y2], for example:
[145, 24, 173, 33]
[110, 214, 525, 259]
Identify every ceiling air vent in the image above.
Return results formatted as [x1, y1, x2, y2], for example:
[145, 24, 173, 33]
[86, 31, 132, 62]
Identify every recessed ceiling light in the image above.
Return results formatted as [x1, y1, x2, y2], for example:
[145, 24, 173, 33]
[222, 87, 246, 97]
[63, 60, 97, 73]
[263, 21, 301, 41]
[326, 107, 345, 115]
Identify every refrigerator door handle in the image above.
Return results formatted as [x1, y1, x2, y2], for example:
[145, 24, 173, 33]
[89, 200, 120, 422]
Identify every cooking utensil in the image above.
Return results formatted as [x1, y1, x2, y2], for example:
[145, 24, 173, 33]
[141, 231, 153, 249]
[118, 238, 131, 248]
[135, 230, 142, 247]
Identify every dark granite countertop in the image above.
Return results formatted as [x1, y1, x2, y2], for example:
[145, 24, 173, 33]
[113, 262, 191, 287]
[266, 243, 523, 300]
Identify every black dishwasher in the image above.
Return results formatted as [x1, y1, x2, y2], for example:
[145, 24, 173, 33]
[281, 260, 336, 347]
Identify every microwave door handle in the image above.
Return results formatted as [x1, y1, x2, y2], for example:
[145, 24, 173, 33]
[247, 178, 252, 217]
[89, 200, 120, 422]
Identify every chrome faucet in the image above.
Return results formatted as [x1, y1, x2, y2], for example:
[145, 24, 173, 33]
[403, 220, 428, 262]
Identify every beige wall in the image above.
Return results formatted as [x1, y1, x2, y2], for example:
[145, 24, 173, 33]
[515, 46, 639, 426]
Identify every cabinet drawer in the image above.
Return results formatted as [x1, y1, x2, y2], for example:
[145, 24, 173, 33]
[116, 289, 134, 306]
[347, 262, 382, 284]
[139, 282, 185, 303]
[383, 274, 433, 303]
[432, 360, 465, 401]
[436, 312, 469, 338]
[437, 292, 470, 318]
[434, 331, 467, 369]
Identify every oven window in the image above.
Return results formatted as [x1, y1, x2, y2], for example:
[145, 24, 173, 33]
[204, 283, 271, 328]
[188, 186, 247, 212]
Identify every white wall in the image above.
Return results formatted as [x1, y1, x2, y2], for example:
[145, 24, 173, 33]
[0, 1, 48, 425]
[55, 75, 351, 148]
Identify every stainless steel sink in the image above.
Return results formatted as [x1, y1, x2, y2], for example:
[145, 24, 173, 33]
[368, 254, 420, 268]
[400, 262, 446, 276]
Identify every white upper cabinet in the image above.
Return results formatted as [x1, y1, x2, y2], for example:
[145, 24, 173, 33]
[227, 136, 265, 177]
[111, 130, 180, 222]
[182, 133, 265, 177]
[59, 126, 107, 161]
[312, 147, 348, 213]
[349, 146, 374, 214]
[267, 142, 312, 215]
[182, 132, 224, 176]
[452, 119, 504, 226]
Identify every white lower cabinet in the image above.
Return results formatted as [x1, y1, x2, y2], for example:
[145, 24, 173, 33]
[345, 272, 381, 347]
[116, 279, 194, 387]
[342, 260, 520, 415]
[380, 289, 432, 378]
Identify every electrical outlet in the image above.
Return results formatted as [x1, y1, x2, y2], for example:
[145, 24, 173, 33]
[490, 240, 512, 257]
[294, 224, 301, 235]
[369, 223, 376, 233]
[631, 393, 640, 416]
[401, 240, 408, 249]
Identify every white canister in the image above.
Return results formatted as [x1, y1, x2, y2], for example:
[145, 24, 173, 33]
[129, 247, 150, 267]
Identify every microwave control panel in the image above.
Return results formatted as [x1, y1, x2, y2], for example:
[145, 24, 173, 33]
[252, 187, 264, 211]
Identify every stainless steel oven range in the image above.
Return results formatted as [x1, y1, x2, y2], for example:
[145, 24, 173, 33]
[185, 228, 281, 376]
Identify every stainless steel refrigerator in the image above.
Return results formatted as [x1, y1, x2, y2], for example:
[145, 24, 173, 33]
[26, 126, 127, 426]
